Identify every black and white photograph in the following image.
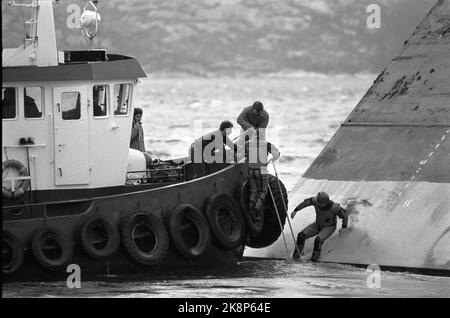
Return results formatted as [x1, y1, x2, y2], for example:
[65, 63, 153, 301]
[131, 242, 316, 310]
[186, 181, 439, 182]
[1, 0, 449, 300]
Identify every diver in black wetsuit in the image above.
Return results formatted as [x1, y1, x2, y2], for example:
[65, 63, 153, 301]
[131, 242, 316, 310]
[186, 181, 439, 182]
[291, 192, 349, 261]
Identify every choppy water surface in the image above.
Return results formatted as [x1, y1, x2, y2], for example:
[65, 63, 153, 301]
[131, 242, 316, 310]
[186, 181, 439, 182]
[3, 260, 449, 298]
[4, 75, 450, 298]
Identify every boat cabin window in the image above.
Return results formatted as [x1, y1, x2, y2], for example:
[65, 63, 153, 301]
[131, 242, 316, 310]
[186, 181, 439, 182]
[2, 87, 17, 120]
[114, 83, 132, 116]
[24, 87, 44, 119]
[61, 92, 81, 120]
[93, 85, 109, 118]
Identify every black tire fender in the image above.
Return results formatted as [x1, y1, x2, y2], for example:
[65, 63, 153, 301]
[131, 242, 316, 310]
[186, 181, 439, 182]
[167, 204, 211, 259]
[2, 231, 25, 275]
[79, 217, 120, 260]
[32, 227, 73, 272]
[203, 194, 246, 251]
[120, 211, 169, 266]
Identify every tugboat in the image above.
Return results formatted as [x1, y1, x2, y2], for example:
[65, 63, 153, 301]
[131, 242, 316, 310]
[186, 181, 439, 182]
[2, 0, 288, 280]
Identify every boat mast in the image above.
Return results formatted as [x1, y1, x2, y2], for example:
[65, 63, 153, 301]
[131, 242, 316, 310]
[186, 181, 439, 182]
[3, 0, 58, 67]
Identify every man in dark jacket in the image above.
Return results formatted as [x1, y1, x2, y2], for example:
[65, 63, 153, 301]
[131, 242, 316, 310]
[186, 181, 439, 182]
[189, 120, 236, 178]
[291, 192, 348, 262]
[237, 101, 269, 133]
[130, 107, 146, 152]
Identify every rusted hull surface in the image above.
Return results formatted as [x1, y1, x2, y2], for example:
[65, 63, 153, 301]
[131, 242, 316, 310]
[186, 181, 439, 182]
[304, 126, 450, 183]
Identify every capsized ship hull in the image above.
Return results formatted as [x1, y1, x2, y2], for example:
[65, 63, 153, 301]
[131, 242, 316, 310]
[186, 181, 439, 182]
[246, 0, 450, 272]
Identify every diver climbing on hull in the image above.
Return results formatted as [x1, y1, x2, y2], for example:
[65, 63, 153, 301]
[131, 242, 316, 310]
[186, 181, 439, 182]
[291, 192, 348, 262]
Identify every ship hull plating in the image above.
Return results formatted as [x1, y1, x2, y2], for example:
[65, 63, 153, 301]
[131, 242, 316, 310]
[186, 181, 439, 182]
[247, 0, 450, 273]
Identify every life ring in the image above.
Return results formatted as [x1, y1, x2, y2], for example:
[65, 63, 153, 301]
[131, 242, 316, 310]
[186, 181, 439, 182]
[246, 175, 288, 249]
[203, 194, 246, 250]
[32, 227, 73, 272]
[167, 204, 211, 259]
[2, 231, 25, 275]
[2, 160, 30, 199]
[79, 217, 120, 260]
[120, 211, 169, 266]
[234, 181, 264, 237]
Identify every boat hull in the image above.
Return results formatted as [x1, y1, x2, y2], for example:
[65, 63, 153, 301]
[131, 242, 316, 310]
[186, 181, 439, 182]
[3, 242, 244, 282]
[3, 164, 248, 281]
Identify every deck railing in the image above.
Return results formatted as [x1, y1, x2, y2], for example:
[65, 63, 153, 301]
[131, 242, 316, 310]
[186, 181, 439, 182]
[126, 166, 184, 184]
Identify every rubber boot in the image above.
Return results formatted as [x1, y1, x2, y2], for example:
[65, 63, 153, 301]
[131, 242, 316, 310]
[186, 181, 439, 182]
[292, 233, 306, 260]
[311, 251, 321, 262]
[310, 237, 321, 262]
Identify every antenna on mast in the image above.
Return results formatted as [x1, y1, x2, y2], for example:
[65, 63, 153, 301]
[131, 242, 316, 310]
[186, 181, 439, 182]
[80, 0, 101, 50]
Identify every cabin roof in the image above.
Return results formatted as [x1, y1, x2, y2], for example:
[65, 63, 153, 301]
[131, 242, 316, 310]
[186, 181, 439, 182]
[2, 54, 147, 83]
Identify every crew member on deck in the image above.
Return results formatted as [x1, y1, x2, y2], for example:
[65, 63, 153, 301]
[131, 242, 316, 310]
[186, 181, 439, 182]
[130, 107, 146, 152]
[237, 101, 269, 137]
[189, 120, 236, 179]
[236, 131, 280, 222]
[130, 107, 152, 167]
